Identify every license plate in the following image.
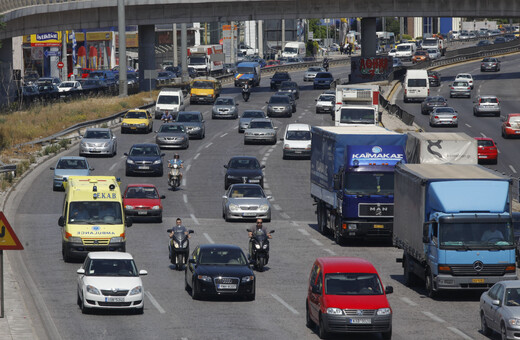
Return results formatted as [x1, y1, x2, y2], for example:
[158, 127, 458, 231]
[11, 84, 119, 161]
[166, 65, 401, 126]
[131, 127, 136, 130]
[138, 211, 148, 215]
[249, 180, 260, 183]
[374, 224, 384, 229]
[480, 155, 488, 159]
[243, 212, 257, 216]
[139, 166, 149, 170]
[350, 318, 372, 324]
[217, 284, 237, 289]
[295, 151, 302, 154]
[516, 131, 520, 134]
[472, 278, 485, 283]
[106, 297, 124, 302]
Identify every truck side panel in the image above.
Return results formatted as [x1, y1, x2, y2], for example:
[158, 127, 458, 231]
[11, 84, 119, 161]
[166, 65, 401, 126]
[406, 132, 478, 164]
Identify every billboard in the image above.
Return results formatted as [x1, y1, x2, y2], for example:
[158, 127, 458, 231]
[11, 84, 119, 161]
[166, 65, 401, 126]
[349, 56, 392, 83]
[30, 32, 62, 47]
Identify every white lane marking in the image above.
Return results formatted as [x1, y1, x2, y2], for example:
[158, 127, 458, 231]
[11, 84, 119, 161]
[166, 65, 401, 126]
[298, 115, 304, 119]
[109, 163, 118, 171]
[480, 132, 486, 137]
[280, 212, 290, 219]
[400, 297, 418, 307]
[203, 232, 214, 244]
[298, 228, 310, 236]
[291, 221, 298, 226]
[324, 249, 336, 255]
[509, 165, 517, 174]
[273, 204, 282, 211]
[183, 194, 188, 203]
[265, 152, 271, 157]
[194, 153, 200, 160]
[311, 238, 323, 246]
[144, 291, 165, 314]
[465, 123, 472, 128]
[262, 105, 266, 110]
[182, 178, 186, 186]
[204, 142, 213, 148]
[271, 293, 299, 315]
[233, 125, 238, 129]
[264, 183, 270, 189]
[447, 327, 473, 340]
[498, 149, 501, 154]
[186, 164, 191, 172]
[220, 133, 228, 138]
[422, 311, 446, 323]
[190, 213, 199, 225]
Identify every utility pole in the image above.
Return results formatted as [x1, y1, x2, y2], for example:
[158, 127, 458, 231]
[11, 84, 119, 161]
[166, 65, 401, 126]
[117, 0, 127, 96]
[173, 23, 178, 67]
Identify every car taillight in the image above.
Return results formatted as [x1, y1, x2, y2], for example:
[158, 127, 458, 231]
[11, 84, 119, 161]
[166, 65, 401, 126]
[450, 87, 454, 89]
[506, 123, 511, 127]
[453, 116, 457, 119]
[428, 89, 430, 95]
[434, 116, 439, 119]
[467, 87, 471, 90]
[479, 98, 482, 104]
[490, 147, 497, 151]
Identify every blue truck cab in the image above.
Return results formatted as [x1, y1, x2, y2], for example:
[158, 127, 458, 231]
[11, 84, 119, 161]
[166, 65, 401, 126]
[234, 62, 261, 87]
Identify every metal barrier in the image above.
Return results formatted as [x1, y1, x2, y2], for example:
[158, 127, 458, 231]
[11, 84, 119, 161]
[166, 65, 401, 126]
[379, 95, 415, 126]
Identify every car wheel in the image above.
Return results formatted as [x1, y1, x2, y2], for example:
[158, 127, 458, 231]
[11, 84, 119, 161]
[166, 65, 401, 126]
[77, 291, 81, 306]
[318, 315, 329, 339]
[246, 293, 255, 301]
[381, 329, 392, 340]
[425, 269, 437, 298]
[156, 215, 163, 223]
[306, 300, 315, 329]
[503, 130, 508, 139]
[80, 294, 90, 314]
[501, 322, 507, 340]
[481, 311, 492, 336]
[125, 169, 131, 177]
[62, 244, 71, 263]
[191, 279, 200, 300]
[225, 211, 231, 222]
[496, 112, 501, 117]
[157, 169, 164, 177]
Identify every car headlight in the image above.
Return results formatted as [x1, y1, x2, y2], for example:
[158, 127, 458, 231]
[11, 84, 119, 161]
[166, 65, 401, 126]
[129, 286, 142, 295]
[253, 176, 262, 180]
[101, 142, 109, 147]
[80, 142, 87, 147]
[255, 244, 261, 249]
[227, 175, 239, 180]
[262, 244, 268, 249]
[377, 308, 392, 316]
[54, 175, 64, 180]
[229, 203, 240, 212]
[509, 318, 520, 326]
[110, 237, 123, 243]
[191, 127, 200, 131]
[259, 204, 269, 212]
[68, 236, 82, 243]
[152, 205, 161, 210]
[86, 285, 100, 295]
[125, 205, 134, 210]
[122, 122, 129, 126]
[242, 276, 254, 283]
[138, 123, 146, 127]
[197, 275, 212, 282]
[306, 144, 312, 150]
[244, 132, 252, 136]
[127, 159, 135, 164]
[173, 240, 180, 248]
[326, 308, 343, 315]
[153, 159, 162, 165]
[283, 144, 290, 149]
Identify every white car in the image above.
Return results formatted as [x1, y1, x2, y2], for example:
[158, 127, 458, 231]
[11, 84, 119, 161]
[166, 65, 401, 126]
[280, 123, 312, 159]
[58, 81, 82, 93]
[455, 73, 474, 89]
[427, 48, 441, 60]
[315, 93, 335, 115]
[388, 49, 397, 57]
[77, 252, 147, 314]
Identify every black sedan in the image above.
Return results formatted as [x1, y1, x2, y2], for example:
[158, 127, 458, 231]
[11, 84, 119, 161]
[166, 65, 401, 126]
[224, 156, 265, 189]
[421, 95, 448, 115]
[185, 244, 255, 301]
[270, 72, 291, 90]
[124, 143, 165, 176]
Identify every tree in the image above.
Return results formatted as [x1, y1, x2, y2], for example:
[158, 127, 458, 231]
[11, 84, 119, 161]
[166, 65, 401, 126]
[0, 15, 5, 49]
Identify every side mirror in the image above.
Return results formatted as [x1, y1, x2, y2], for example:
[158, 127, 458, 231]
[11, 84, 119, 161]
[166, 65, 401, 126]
[269, 230, 275, 233]
[76, 268, 85, 275]
[266, 101, 269, 104]
[246, 228, 252, 232]
[261, 165, 265, 169]
[58, 216, 65, 227]
[160, 195, 166, 199]
[422, 223, 430, 243]
[267, 196, 273, 200]
[124, 153, 129, 156]
[188, 259, 196, 264]
[166, 229, 172, 233]
[125, 217, 133, 227]
[222, 195, 228, 199]
[279, 138, 284, 141]
[90, 168, 95, 171]
[236, 103, 239, 106]
[161, 153, 166, 157]
[188, 230, 194, 234]
[139, 270, 148, 276]
[311, 285, 321, 295]
[385, 286, 394, 294]
[223, 165, 228, 168]
[50, 167, 55, 170]
[492, 299, 501, 306]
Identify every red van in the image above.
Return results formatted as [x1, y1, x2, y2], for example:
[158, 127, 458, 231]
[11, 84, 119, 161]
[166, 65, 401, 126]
[306, 257, 393, 339]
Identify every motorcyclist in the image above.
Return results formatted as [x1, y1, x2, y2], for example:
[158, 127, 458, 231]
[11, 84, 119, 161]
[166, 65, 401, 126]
[161, 111, 174, 123]
[248, 218, 272, 256]
[168, 218, 191, 258]
[242, 80, 251, 101]
[168, 153, 183, 182]
[322, 57, 330, 71]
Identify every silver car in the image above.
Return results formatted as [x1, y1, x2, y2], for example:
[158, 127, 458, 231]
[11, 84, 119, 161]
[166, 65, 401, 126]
[266, 94, 293, 118]
[50, 156, 93, 191]
[176, 111, 205, 139]
[238, 110, 266, 133]
[474, 95, 501, 117]
[480, 280, 520, 340]
[79, 128, 117, 157]
[155, 123, 189, 149]
[304, 66, 326, 81]
[449, 80, 471, 98]
[429, 107, 458, 127]
[244, 118, 277, 145]
[211, 96, 239, 119]
[222, 184, 271, 222]
[315, 93, 335, 114]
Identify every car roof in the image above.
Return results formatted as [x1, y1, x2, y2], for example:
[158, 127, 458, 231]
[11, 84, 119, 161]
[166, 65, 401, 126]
[237, 62, 260, 67]
[479, 95, 498, 99]
[58, 156, 87, 161]
[86, 127, 111, 132]
[249, 118, 272, 123]
[229, 156, 259, 161]
[286, 123, 311, 131]
[178, 111, 201, 115]
[87, 251, 134, 260]
[126, 183, 158, 188]
[131, 143, 159, 147]
[229, 183, 263, 189]
[508, 113, 520, 117]
[316, 257, 378, 274]
[243, 110, 264, 113]
[199, 244, 244, 251]
[497, 280, 520, 289]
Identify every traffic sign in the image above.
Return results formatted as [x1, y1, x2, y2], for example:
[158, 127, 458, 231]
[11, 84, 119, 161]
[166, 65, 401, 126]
[0, 212, 23, 250]
[57, 61, 64, 69]
[44, 50, 61, 58]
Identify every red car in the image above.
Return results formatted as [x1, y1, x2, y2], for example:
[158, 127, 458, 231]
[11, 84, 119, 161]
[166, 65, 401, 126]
[265, 60, 281, 68]
[475, 137, 498, 164]
[306, 257, 393, 339]
[123, 184, 165, 222]
[502, 113, 520, 138]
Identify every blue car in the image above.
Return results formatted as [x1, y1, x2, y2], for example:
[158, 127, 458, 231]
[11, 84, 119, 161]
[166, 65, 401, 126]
[124, 143, 165, 177]
[50, 156, 93, 191]
[313, 72, 334, 89]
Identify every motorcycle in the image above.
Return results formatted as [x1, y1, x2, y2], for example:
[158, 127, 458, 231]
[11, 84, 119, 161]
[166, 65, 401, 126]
[323, 59, 329, 72]
[168, 162, 181, 190]
[247, 228, 275, 272]
[242, 84, 251, 102]
[167, 228, 194, 270]
[161, 114, 173, 123]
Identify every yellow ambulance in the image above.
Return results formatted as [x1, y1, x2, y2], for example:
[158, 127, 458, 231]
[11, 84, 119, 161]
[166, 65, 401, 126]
[58, 176, 132, 262]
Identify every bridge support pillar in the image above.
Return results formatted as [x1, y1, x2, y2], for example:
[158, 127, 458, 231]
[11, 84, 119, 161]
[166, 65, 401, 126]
[361, 17, 377, 57]
[138, 25, 156, 92]
[0, 38, 14, 107]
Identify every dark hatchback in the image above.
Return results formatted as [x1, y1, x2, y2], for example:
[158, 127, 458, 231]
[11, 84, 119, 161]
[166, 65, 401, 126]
[124, 143, 165, 176]
[270, 72, 291, 90]
[421, 95, 448, 115]
[185, 244, 255, 301]
[224, 156, 265, 189]
[313, 72, 334, 89]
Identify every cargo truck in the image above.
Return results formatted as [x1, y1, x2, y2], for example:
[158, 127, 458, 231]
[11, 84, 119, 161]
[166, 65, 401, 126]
[394, 164, 517, 298]
[187, 45, 225, 76]
[335, 84, 381, 126]
[405, 132, 478, 164]
[310, 126, 407, 244]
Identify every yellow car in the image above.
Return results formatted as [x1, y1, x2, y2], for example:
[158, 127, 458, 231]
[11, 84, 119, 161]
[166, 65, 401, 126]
[190, 77, 222, 104]
[121, 109, 153, 133]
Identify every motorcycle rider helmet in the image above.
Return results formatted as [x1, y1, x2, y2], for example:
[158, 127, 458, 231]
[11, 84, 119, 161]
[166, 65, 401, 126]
[174, 153, 180, 159]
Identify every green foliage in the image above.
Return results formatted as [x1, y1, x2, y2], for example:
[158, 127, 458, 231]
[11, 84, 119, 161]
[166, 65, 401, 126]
[59, 139, 70, 149]
[308, 19, 328, 40]
[4, 171, 13, 183]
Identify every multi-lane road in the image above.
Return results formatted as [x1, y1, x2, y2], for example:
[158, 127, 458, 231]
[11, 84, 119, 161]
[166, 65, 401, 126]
[6, 53, 520, 340]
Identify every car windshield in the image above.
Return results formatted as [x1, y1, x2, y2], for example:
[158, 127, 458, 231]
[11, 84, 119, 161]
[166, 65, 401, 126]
[453, 81, 468, 87]
[273, 73, 289, 79]
[434, 108, 456, 114]
[284, 47, 298, 53]
[325, 273, 383, 296]
[509, 117, 520, 124]
[192, 81, 214, 89]
[483, 58, 495, 62]
[319, 95, 335, 102]
[427, 97, 445, 103]
[397, 45, 411, 51]
[478, 140, 495, 147]
[85, 259, 138, 277]
[157, 95, 179, 104]
[229, 159, 260, 169]
[125, 111, 147, 119]
[189, 57, 206, 65]
[125, 186, 159, 199]
[269, 96, 290, 104]
[242, 111, 264, 119]
[480, 98, 498, 104]
[215, 98, 234, 105]
[316, 73, 332, 78]
[249, 121, 273, 129]
[340, 108, 376, 124]
[68, 201, 123, 224]
[229, 186, 265, 198]
[59, 82, 74, 88]
[85, 130, 110, 139]
[199, 248, 248, 266]
[344, 172, 394, 195]
[88, 72, 105, 78]
[159, 125, 185, 133]
[407, 79, 427, 87]
[286, 130, 311, 140]
[129, 146, 160, 156]
[308, 67, 323, 72]
[57, 159, 87, 170]
[439, 221, 514, 248]
[457, 74, 471, 79]
[177, 114, 200, 122]
[237, 67, 255, 74]
[505, 288, 520, 306]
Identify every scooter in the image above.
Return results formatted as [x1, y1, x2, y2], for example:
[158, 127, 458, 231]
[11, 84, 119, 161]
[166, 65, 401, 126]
[168, 163, 181, 190]
[247, 228, 275, 272]
[167, 228, 194, 270]
[242, 85, 251, 102]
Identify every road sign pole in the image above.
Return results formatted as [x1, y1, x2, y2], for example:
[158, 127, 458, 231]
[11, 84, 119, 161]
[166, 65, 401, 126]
[0, 250, 4, 318]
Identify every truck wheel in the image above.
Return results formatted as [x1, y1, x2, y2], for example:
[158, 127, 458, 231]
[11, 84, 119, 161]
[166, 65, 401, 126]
[317, 204, 328, 235]
[425, 269, 437, 298]
[334, 227, 343, 246]
[403, 254, 418, 287]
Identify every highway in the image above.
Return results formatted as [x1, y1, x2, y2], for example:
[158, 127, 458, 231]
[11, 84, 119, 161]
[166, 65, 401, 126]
[6, 54, 520, 340]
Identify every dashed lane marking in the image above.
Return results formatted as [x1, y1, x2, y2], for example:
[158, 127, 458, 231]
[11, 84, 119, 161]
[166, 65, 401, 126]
[273, 204, 282, 211]
[509, 165, 517, 174]
[145, 291, 165, 314]
[183, 194, 188, 203]
[446, 327, 473, 340]
[264, 183, 270, 189]
[324, 249, 336, 255]
[280, 212, 290, 219]
[194, 153, 200, 160]
[480, 132, 486, 137]
[190, 213, 199, 225]
[204, 142, 213, 148]
[400, 297, 418, 307]
[264, 190, 272, 195]
[220, 133, 228, 138]
[311, 238, 323, 246]
[465, 123, 472, 128]
[109, 163, 118, 171]
[186, 164, 191, 173]
[422, 311, 446, 323]
[270, 293, 299, 315]
[203, 232, 214, 244]
[298, 228, 310, 236]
